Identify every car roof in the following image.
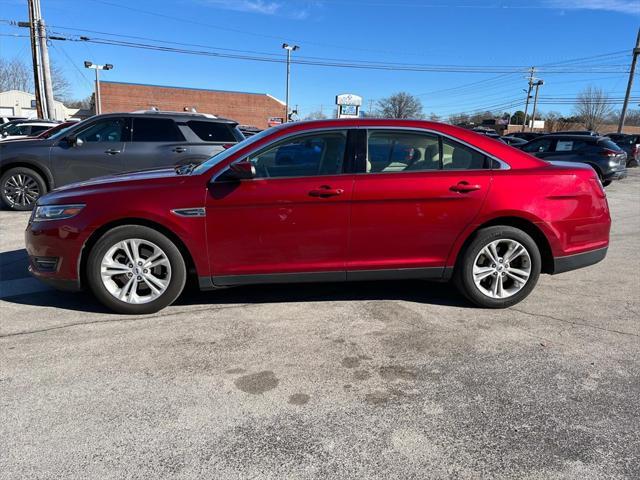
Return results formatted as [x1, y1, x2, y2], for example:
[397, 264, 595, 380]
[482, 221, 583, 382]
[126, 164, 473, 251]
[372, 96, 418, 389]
[99, 111, 238, 124]
[536, 134, 603, 142]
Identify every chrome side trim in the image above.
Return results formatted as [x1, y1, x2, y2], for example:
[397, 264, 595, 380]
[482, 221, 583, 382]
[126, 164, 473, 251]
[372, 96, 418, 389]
[171, 207, 206, 217]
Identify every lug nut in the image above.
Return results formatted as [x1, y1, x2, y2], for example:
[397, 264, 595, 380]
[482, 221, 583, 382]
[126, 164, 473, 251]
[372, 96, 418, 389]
[143, 269, 148, 274]
[491, 264, 496, 268]
[137, 261, 143, 266]
[127, 273, 132, 278]
[137, 276, 142, 280]
[128, 264, 133, 268]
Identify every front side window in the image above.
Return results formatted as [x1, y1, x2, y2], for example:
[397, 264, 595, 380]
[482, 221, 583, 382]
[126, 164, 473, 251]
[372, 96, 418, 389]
[367, 131, 439, 172]
[248, 131, 347, 178]
[521, 138, 553, 153]
[29, 125, 51, 136]
[76, 118, 127, 143]
[132, 118, 184, 142]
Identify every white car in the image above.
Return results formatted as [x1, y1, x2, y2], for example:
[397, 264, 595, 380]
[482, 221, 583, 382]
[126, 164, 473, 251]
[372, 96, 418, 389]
[0, 121, 58, 142]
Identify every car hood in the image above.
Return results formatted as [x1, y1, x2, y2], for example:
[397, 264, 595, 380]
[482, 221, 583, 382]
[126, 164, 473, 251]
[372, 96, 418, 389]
[54, 167, 180, 192]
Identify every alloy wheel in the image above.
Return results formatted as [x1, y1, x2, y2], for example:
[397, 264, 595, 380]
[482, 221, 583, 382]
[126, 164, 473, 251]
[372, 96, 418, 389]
[472, 239, 532, 299]
[100, 238, 172, 304]
[3, 173, 40, 208]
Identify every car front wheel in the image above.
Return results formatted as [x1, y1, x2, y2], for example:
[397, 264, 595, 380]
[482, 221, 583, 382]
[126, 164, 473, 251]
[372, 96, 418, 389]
[0, 167, 47, 211]
[455, 226, 541, 308]
[87, 225, 187, 314]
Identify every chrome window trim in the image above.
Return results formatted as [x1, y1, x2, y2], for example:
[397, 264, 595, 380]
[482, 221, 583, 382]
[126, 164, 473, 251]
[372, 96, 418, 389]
[210, 125, 510, 183]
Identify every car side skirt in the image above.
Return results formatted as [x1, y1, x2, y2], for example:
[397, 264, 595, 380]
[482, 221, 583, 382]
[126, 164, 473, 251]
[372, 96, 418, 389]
[552, 247, 607, 274]
[199, 267, 453, 290]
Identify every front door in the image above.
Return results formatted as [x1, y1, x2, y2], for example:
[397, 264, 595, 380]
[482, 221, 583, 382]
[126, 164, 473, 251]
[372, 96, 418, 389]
[51, 116, 129, 186]
[205, 129, 355, 283]
[348, 129, 492, 277]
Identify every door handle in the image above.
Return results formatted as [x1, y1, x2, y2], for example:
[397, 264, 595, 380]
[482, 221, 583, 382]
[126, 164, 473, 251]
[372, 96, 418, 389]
[173, 147, 187, 153]
[105, 149, 121, 155]
[309, 186, 344, 198]
[450, 181, 481, 193]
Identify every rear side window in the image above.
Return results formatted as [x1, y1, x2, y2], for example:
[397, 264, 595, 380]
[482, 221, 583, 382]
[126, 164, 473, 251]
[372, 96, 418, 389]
[132, 118, 184, 142]
[29, 125, 51, 135]
[442, 138, 489, 170]
[600, 139, 624, 151]
[554, 140, 589, 152]
[367, 131, 440, 172]
[187, 121, 237, 142]
[521, 138, 553, 153]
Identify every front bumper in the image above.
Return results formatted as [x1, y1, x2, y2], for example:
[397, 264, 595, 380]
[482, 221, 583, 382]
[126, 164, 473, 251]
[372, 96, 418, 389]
[25, 219, 88, 292]
[552, 247, 607, 274]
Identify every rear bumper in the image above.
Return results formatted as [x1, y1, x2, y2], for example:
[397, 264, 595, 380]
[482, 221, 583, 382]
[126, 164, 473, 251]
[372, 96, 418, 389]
[552, 247, 607, 274]
[603, 167, 627, 182]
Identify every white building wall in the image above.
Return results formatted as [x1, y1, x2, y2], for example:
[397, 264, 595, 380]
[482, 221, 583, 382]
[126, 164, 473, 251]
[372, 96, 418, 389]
[0, 90, 69, 120]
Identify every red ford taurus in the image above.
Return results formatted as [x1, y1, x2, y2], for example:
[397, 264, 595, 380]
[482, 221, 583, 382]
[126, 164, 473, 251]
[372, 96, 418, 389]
[25, 119, 610, 314]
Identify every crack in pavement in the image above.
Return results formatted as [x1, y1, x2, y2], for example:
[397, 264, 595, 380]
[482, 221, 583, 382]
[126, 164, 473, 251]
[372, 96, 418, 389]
[509, 307, 640, 338]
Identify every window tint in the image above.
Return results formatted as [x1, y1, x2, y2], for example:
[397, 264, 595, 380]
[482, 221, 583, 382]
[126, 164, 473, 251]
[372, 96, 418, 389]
[248, 131, 347, 178]
[188, 121, 237, 142]
[367, 131, 439, 172]
[521, 138, 553, 153]
[442, 138, 489, 170]
[29, 125, 51, 135]
[132, 118, 184, 142]
[600, 139, 623, 151]
[77, 118, 127, 143]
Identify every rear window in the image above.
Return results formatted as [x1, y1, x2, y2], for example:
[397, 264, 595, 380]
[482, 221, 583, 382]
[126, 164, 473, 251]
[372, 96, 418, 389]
[600, 139, 624, 151]
[187, 121, 237, 142]
[132, 118, 185, 142]
[607, 135, 634, 146]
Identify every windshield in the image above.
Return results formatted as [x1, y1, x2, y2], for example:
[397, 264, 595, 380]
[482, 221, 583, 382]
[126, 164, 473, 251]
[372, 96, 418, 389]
[192, 126, 279, 175]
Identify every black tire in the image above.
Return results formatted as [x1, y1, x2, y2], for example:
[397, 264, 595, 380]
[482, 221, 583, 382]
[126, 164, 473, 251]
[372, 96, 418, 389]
[454, 226, 541, 308]
[602, 180, 612, 187]
[87, 225, 187, 314]
[0, 167, 47, 211]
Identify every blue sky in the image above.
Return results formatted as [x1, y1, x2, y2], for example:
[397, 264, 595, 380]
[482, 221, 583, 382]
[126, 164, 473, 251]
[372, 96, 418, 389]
[0, 0, 638, 119]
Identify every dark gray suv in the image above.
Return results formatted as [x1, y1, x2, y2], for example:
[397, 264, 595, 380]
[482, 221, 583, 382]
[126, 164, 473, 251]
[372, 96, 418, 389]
[0, 111, 245, 210]
[518, 134, 627, 186]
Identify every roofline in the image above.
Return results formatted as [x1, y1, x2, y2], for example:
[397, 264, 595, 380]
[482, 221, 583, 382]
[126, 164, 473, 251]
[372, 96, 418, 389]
[100, 81, 284, 102]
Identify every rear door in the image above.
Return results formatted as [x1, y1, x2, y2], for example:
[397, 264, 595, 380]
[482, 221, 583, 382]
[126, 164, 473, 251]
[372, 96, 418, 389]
[520, 137, 556, 160]
[347, 129, 492, 277]
[122, 117, 189, 171]
[50, 116, 128, 185]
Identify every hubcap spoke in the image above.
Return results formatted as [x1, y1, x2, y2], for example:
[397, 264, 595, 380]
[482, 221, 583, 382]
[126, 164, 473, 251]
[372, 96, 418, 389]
[473, 238, 531, 300]
[100, 238, 171, 305]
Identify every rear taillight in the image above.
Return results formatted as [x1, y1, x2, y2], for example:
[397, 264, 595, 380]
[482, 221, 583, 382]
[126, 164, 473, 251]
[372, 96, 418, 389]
[599, 148, 619, 158]
[590, 176, 606, 197]
[632, 145, 639, 157]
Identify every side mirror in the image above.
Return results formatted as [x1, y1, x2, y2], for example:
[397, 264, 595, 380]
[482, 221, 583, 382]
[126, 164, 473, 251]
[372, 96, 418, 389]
[227, 160, 256, 180]
[66, 136, 83, 147]
[1, 131, 7, 138]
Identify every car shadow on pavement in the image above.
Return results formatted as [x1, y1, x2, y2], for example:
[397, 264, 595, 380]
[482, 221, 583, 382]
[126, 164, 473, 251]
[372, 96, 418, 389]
[1, 247, 471, 312]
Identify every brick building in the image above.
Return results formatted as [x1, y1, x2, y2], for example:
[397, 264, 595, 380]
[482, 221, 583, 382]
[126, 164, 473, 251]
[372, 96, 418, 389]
[99, 81, 285, 129]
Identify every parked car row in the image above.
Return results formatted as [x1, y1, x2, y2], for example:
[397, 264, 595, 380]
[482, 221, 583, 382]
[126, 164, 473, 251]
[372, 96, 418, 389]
[0, 110, 245, 210]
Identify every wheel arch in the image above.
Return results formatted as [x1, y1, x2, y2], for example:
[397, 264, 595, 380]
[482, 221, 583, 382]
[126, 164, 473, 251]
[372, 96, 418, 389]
[453, 216, 554, 274]
[78, 217, 198, 289]
[0, 161, 54, 191]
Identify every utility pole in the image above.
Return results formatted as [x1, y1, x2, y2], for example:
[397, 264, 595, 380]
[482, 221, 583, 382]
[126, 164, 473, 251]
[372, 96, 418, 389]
[37, 15, 55, 119]
[530, 79, 544, 132]
[617, 28, 640, 133]
[25, 0, 45, 118]
[282, 43, 299, 122]
[521, 67, 535, 132]
[84, 61, 113, 115]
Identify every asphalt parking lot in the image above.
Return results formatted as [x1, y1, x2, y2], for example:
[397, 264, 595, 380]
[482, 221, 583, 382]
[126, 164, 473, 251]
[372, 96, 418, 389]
[1, 171, 639, 479]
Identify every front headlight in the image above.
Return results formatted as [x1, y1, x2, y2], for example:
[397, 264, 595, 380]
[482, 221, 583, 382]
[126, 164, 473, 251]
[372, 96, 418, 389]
[33, 204, 85, 221]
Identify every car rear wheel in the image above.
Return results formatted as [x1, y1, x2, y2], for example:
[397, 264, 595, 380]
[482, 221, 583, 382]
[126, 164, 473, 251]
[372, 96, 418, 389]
[0, 167, 47, 211]
[454, 226, 541, 308]
[87, 225, 187, 314]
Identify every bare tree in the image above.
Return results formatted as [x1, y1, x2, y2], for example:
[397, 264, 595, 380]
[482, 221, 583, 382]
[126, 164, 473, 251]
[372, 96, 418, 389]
[376, 92, 423, 119]
[427, 112, 441, 121]
[574, 86, 613, 131]
[304, 110, 327, 120]
[0, 57, 71, 100]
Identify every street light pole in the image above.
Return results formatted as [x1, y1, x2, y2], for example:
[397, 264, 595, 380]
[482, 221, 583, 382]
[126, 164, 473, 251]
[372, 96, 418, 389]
[617, 28, 640, 133]
[282, 43, 299, 122]
[84, 61, 113, 115]
[521, 67, 535, 132]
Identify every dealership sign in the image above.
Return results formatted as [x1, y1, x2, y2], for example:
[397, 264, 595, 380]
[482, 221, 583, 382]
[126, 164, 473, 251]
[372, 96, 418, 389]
[336, 93, 362, 119]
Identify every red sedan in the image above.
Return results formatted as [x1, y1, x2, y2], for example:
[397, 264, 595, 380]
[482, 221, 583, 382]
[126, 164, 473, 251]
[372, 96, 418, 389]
[25, 119, 610, 314]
